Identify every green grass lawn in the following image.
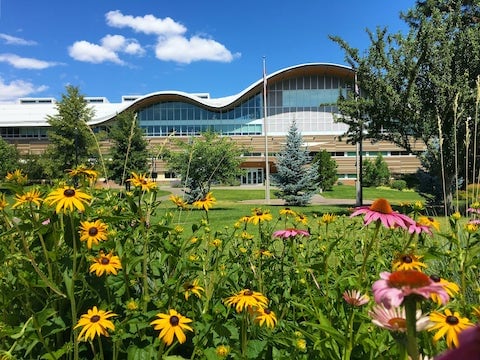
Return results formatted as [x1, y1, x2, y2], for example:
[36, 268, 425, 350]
[320, 184, 426, 203]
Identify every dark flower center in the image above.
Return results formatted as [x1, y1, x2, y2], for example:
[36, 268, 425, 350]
[64, 189, 76, 197]
[401, 255, 413, 263]
[88, 227, 99, 236]
[446, 315, 459, 325]
[170, 315, 179, 326]
[264, 308, 271, 314]
[101, 257, 110, 265]
[388, 317, 406, 329]
[244, 289, 253, 296]
[369, 198, 393, 214]
[90, 315, 100, 323]
[430, 274, 441, 282]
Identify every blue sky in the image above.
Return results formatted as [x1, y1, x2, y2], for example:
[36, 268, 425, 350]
[0, 0, 417, 103]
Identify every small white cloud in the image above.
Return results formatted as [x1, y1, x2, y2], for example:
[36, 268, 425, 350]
[124, 42, 145, 56]
[106, 10, 186, 36]
[155, 35, 241, 64]
[68, 40, 124, 64]
[101, 34, 145, 56]
[0, 53, 59, 69]
[0, 33, 37, 46]
[0, 77, 48, 103]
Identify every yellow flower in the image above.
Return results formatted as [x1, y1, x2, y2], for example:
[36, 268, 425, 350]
[183, 279, 204, 300]
[89, 251, 122, 276]
[241, 231, 254, 240]
[12, 189, 43, 208]
[413, 201, 424, 211]
[79, 220, 109, 249]
[295, 213, 308, 225]
[0, 193, 8, 210]
[216, 345, 230, 357]
[255, 307, 277, 328]
[170, 194, 188, 209]
[429, 308, 473, 348]
[248, 208, 273, 225]
[417, 216, 440, 232]
[321, 213, 336, 224]
[128, 172, 156, 192]
[210, 238, 222, 248]
[126, 299, 139, 311]
[465, 222, 478, 233]
[5, 169, 27, 184]
[429, 275, 460, 305]
[74, 306, 116, 341]
[67, 165, 99, 183]
[254, 248, 273, 258]
[45, 186, 92, 213]
[392, 253, 427, 271]
[280, 208, 297, 217]
[296, 338, 307, 351]
[150, 309, 193, 346]
[193, 192, 216, 211]
[451, 212, 462, 221]
[224, 289, 269, 313]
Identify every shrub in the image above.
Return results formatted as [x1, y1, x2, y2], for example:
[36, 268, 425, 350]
[391, 179, 407, 191]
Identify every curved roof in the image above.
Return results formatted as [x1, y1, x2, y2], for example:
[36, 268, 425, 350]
[0, 63, 354, 128]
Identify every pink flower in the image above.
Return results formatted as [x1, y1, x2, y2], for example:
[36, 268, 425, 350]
[350, 198, 415, 229]
[272, 228, 310, 239]
[408, 222, 432, 235]
[372, 270, 449, 308]
[342, 290, 369, 306]
[369, 304, 431, 332]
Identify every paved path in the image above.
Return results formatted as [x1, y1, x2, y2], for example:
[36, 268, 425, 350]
[158, 184, 371, 207]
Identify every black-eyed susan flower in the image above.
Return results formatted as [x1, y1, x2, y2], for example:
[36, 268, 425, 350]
[128, 172, 156, 192]
[216, 345, 231, 357]
[295, 213, 308, 225]
[170, 194, 188, 209]
[418, 216, 440, 230]
[320, 213, 337, 224]
[5, 169, 27, 184]
[248, 208, 273, 225]
[67, 165, 99, 184]
[350, 198, 415, 229]
[254, 248, 273, 258]
[342, 290, 370, 306]
[224, 289, 269, 313]
[74, 306, 116, 341]
[45, 186, 92, 213]
[89, 251, 122, 276]
[12, 189, 43, 209]
[79, 219, 108, 249]
[192, 192, 216, 211]
[429, 309, 474, 348]
[279, 207, 297, 217]
[150, 309, 193, 346]
[429, 275, 460, 305]
[392, 253, 427, 271]
[183, 279, 204, 300]
[255, 307, 277, 328]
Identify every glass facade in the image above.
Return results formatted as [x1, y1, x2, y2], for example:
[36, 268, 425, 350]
[138, 73, 352, 137]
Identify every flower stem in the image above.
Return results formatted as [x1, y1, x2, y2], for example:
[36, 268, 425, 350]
[404, 296, 419, 360]
[360, 221, 380, 284]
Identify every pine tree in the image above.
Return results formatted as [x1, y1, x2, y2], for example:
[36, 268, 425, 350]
[313, 149, 338, 191]
[272, 121, 318, 206]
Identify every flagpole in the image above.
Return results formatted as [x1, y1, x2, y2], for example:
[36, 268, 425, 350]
[263, 57, 270, 204]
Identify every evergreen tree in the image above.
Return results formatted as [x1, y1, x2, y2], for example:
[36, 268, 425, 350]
[313, 149, 338, 191]
[44, 86, 96, 178]
[272, 121, 318, 206]
[362, 154, 391, 187]
[108, 110, 150, 185]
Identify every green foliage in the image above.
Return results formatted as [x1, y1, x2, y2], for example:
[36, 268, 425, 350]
[44, 86, 97, 178]
[331, 1, 480, 210]
[108, 110, 150, 185]
[391, 179, 407, 191]
[362, 155, 391, 187]
[166, 132, 245, 202]
[272, 121, 318, 206]
[313, 150, 338, 191]
[0, 137, 19, 177]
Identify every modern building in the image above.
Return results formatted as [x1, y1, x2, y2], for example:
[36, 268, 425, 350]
[0, 63, 422, 185]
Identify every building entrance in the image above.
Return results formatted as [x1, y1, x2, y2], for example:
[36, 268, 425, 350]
[241, 168, 264, 185]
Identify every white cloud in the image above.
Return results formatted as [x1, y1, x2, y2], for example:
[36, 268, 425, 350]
[155, 35, 240, 64]
[101, 34, 145, 56]
[0, 77, 48, 103]
[68, 40, 124, 64]
[0, 33, 37, 46]
[106, 10, 186, 36]
[0, 54, 59, 69]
